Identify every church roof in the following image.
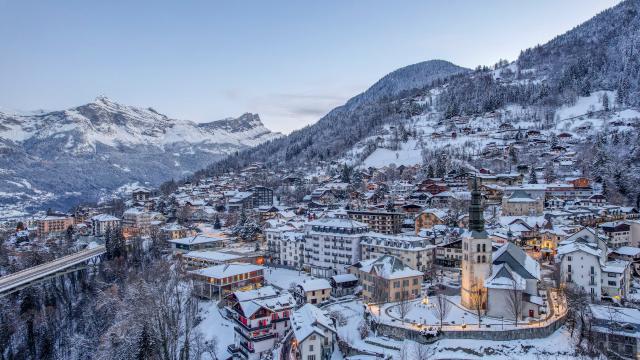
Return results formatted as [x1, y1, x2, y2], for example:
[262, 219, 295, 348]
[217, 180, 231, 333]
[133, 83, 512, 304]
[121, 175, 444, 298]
[484, 263, 526, 291]
[492, 243, 540, 280]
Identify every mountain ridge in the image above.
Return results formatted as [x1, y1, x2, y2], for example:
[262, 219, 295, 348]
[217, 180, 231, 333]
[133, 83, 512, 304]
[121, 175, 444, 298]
[0, 97, 281, 214]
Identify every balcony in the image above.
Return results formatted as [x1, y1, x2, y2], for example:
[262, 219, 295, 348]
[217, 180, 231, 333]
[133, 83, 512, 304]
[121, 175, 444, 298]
[232, 316, 271, 332]
[227, 344, 248, 358]
[234, 326, 277, 342]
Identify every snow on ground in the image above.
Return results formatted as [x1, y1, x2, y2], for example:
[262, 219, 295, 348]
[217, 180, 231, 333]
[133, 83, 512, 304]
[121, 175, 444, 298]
[416, 327, 576, 359]
[263, 266, 316, 290]
[195, 301, 235, 360]
[555, 90, 613, 120]
[326, 299, 576, 359]
[361, 139, 423, 168]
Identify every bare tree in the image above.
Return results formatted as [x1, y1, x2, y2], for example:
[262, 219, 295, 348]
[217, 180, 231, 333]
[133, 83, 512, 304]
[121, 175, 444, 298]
[506, 278, 523, 327]
[468, 279, 486, 328]
[431, 292, 452, 329]
[564, 284, 590, 345]
[203, 335, 219, 360]
[397, 289, 413, 323]
[412, 342, 431, 359]
[398, 342, 410, 360]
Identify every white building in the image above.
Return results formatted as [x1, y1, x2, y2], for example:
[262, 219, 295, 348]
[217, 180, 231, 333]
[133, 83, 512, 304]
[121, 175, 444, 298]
[304, 217, 368, 278]
[556, 228, 632, 301]
[90, 214, 121, 237]
[290, 304, 337, 360]
[360, 232, 435, 272]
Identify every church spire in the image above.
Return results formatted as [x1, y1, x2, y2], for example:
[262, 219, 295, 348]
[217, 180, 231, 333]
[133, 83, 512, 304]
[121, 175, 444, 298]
[468, 175, 485, 233]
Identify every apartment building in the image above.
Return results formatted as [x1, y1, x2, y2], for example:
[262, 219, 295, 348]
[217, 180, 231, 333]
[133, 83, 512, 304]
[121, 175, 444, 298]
[90, 214, 121, 237]
[347, 210, 403, 235]
[37, 215, 74, 237]
[360, 232, 435, 272]
[304, 217, 368, 278]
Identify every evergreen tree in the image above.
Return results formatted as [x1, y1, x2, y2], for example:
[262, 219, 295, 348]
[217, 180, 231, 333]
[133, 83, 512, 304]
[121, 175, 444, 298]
[213, 215, 221, 230]
[602, 93, 610, 111]
[529, 168, 538, 184]
[136, 323, 155, 360]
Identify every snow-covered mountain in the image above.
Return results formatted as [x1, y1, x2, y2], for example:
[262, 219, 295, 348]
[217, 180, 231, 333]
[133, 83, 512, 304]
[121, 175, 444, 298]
[0, 96, 281, 213]
[206, 1, 640, 168]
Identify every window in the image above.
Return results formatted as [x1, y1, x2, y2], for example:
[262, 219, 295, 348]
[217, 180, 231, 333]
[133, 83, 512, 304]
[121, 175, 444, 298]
[482, 244, 486, 252]
[309, 344, 314, 351]
[608, 281, 616, 286]
[476, 244, 481, 252]
[413, 278, 419, 285]
[308, 355, 316, 360]
[567, 256, 572, 261]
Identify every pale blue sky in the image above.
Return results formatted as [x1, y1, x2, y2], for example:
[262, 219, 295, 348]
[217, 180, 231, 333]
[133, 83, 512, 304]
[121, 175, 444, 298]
[0, 0, 619, 133]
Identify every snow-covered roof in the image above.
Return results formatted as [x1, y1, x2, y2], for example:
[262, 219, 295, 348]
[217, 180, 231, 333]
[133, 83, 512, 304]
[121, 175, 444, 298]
[233, 286, 278, 302]
[484, 263, 526, 291]
[168, 233, 226, 245]
[590, 304, 640, 324]
[354, 255, 423, 280]
[291, 304, 336, 343]
[183, 250, 242, 262]
[331, 273, 358, 283]
[492, 242, 540, 280]
[602, 260, 630, 274]
[612, 246, 640, 257]
[90, 214, 120, 222]
[556, 241, 601, 258]
[298, 278, 331, 292]
[307, 217, 368, 230]
[189, 263, 264, 279]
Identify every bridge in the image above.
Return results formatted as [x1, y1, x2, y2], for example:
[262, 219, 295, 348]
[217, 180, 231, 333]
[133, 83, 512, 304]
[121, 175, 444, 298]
[0, 245, 106, 297]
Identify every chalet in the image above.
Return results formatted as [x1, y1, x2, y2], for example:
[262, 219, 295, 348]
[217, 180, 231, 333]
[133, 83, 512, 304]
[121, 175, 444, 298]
[329, 273, 359, 298]
[227, 287, 295, 360]
[415, 209, 449, 233]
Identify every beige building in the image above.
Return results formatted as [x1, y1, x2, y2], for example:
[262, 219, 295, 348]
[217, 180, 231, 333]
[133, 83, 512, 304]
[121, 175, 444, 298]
[37, 216, 74, 237]
[501, 190, 544, 216]
[349, 255, 423, 303]
[295, 278, 332, 305]
[360, 232, 435, 272]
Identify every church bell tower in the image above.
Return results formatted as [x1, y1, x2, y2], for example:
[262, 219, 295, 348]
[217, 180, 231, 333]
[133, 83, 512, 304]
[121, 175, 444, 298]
[460, 176, 492, 311]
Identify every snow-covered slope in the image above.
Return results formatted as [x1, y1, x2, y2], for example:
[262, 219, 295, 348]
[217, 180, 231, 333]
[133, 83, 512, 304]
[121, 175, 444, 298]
[0, 97, 281, 213]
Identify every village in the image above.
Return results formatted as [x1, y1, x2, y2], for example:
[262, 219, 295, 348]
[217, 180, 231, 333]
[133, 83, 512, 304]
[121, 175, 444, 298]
[2, 123, 640, 360]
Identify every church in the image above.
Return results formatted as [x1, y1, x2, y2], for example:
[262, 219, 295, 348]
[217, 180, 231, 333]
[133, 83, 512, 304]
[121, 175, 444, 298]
[461, 177, 542, 320]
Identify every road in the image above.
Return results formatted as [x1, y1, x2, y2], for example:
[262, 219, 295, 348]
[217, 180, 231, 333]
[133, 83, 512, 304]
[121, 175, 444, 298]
[0, 245, 106, 296]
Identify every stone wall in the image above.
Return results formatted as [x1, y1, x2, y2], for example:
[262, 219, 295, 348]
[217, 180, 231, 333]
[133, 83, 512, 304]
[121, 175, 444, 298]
[375, 315, 566, 344]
